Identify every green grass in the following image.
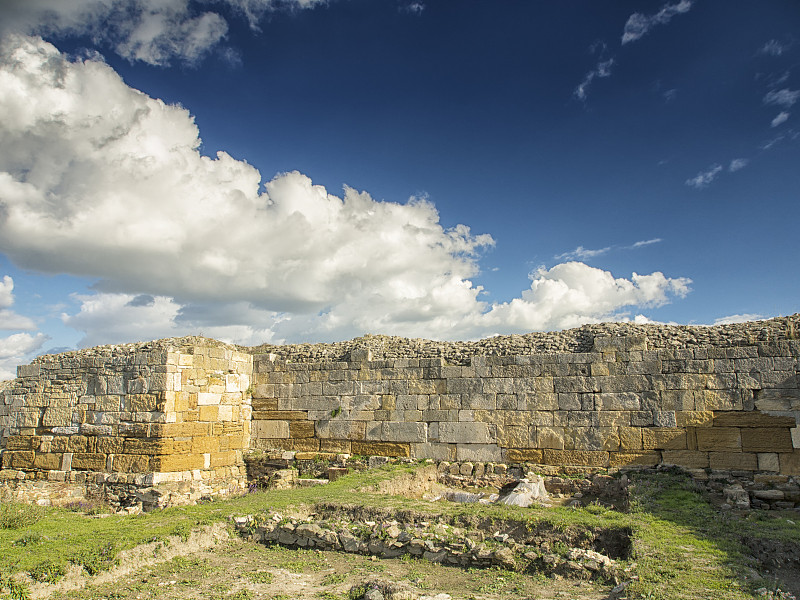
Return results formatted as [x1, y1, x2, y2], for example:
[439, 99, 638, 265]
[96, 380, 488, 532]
[0, 463, 798, 599]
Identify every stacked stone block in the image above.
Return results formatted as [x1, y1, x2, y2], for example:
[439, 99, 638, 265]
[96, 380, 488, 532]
[0, 341, 251, 491]
[250, 336, 800, 475]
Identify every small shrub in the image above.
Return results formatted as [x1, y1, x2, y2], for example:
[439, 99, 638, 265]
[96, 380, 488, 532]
[322, 572, 347, 585]
[12, 532, 43, 547]
[62, 498, 110, 516]
[29, 560, 66, 584]
[69, 542, 118, 575]
[0, 572, 30, 600]
[246, 570, 274, 584]
[0, 503, 44, 530]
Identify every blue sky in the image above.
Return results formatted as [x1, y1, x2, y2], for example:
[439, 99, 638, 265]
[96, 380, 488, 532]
[0, 0, 799, 378]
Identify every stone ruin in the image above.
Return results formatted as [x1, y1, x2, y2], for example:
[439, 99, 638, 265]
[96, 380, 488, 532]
[1, 314, 798, 509]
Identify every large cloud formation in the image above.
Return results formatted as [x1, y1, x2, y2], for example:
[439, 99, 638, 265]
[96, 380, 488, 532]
[0, 275, 48, 379]
[0, 35, 691, 347]
[0, 0, 324, 65]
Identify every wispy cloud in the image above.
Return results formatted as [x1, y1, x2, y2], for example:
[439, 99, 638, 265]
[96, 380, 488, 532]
[728, 158, 749, 172]
[631, 238, 662, 249]
[759, 39, 789, 57]
[764, 88, 800, 109]
[555, 246, 611, 261]
[685, 164, 723, 188]
[771, 111, 790, 127]
[556, 238, 663, 261]
[574, 58, 614, 101]
[622, 0, 693, 45]
[400, 2, 425, 15]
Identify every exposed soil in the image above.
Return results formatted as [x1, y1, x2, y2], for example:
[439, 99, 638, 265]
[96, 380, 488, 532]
[742, 535, 800, 597]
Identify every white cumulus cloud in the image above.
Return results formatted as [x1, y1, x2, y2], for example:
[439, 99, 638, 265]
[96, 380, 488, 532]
[0, 275, 36, 330]
[474, 262, 691, 336]
[712, 313, 766, 326]
[0, 332, 48, 379]
[621, 0, 692, 45]
[1, 35, 693, 346]
[0, 0, 323, 65]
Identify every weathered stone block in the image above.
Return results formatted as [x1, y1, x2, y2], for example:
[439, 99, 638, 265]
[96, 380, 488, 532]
[505, 448, 543, 462]
[351, 441, 410, 457]
[42, 408, 72, 427]
[456, 443, 502, 462]
[596, 392, 641, 411]
[251, 398, 279, 411]
[289, 421, 315, 438]
[72, 453, 107, 471]
[598, 411, 631, 427]
[97, 437, 124, 454]
[709, 452, 758, 471]
[198, 405, 219, 421]
[757, 452, 780, 472]
[496, 425, 529, 447]
[381, 421, 427, 443]
[741, 428, 793, 452]
[4, 436, 32, 451]
[127, 393, 161, 412]
[696, 427, 741, 451]
[411, 442, 455, 461]
[33, 452, 63, 470]
[439, 422, 492, 444]
[252, 420, 289, 439]
[675, 411, 713, 427]
[778, 451, 800, 475]
[609, 452, 661, 467]
[618, 427, 642, 451]
[151, 454, 205, 472]
[124, 438, 173, 455]
[112, 454, 152, 472]
[696, 390, 744, 411]
[320, 439, 352, 454]
[713, 411, 796, 428]
[642, 428, 687, 450]
[12, 409, 40, 428]
[557, 393, 582, 410]
[534, 426, 565, 449]
[541, 449, 609, 467]
[316, 420, 366, 440]
[661, 450, 709, 468]
[756, 388, 800, 411]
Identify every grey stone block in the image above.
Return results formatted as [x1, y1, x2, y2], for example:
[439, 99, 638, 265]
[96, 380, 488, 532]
[439, 422, 492, 444]
[381, 421, 427, 443]
[456, 443, 502, 462]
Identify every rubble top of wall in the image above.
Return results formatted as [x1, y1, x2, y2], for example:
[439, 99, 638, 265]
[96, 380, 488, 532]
[246, 313, 800, 365]
[28, 335, 237, 366]
[19, 314, 799, 370]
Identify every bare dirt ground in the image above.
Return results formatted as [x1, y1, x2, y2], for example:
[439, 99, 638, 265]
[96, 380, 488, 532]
[45, 533, 614, 600]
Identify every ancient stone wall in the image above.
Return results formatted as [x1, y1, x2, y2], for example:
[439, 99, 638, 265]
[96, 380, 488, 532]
[249, 328, 800, 476]
[0, 339, 251, 506]
[1, 315, 799, 508]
